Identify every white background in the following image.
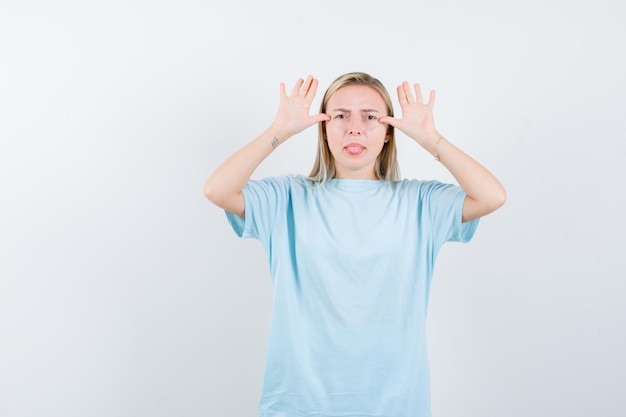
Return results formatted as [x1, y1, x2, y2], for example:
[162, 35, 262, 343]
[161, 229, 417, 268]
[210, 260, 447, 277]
[1, 0, 625, 416]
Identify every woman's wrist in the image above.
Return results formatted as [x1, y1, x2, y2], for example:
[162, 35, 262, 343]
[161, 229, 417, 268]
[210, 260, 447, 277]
[413, 131, 445, 158]
[267, 123, 293, 147]
[432, 135, 446, 161]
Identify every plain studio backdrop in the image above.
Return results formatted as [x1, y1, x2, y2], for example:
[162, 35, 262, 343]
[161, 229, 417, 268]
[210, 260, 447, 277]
[1, 0, 625, 416]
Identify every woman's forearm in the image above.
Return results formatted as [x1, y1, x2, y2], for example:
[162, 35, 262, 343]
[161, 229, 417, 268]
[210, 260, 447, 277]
[432, 135, 506, 222]
[204, 124, 291, 216]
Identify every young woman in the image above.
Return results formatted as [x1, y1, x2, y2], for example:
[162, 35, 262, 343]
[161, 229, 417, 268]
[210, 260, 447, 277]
[205, 72, 506, 417]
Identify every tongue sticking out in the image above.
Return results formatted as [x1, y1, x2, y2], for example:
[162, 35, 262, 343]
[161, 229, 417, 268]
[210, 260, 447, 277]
[345, 145, 365, 155]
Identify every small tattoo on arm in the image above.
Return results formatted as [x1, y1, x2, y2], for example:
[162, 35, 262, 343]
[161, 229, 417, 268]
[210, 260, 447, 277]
[271, 137, 279, 150]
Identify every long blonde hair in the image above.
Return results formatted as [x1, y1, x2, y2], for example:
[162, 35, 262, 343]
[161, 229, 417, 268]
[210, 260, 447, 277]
[308, 72, 399, 183]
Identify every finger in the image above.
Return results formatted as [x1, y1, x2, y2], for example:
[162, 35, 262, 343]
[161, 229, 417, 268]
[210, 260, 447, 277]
[379, 116, 399, 127]
[428, 89, 436, 107]
[397, 85, 408, 105]
[279, 82, 286, 98]
[305, 77, 318, 99]
[311, 113, 331, 124]
[413, 83, 423, 104]
[402, 81, 415, 103]
[291, 78, 304, 96]
[300, 75, 315, 96]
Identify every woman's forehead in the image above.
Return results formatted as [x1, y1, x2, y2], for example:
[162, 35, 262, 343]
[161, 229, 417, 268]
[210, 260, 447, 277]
[327, 85, 386, 110]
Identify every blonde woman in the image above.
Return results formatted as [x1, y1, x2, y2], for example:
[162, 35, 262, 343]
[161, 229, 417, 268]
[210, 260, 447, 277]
[205, 72, 506, 417]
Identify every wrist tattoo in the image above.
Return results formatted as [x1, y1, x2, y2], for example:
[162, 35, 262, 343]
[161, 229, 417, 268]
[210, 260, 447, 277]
[271, 136, 279, 150]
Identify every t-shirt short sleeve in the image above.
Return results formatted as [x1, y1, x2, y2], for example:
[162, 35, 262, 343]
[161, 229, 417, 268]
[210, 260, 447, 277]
[420, 180, 479, 246]
[225, 176, 292, 241]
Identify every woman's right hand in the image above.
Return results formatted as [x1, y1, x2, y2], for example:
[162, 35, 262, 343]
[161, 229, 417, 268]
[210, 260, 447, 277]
[272, 76, 330, 138]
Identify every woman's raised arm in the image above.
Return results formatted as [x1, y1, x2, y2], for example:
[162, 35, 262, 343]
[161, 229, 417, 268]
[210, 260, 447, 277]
[204, 76, 330, 217]
[380, 81, 506, 222]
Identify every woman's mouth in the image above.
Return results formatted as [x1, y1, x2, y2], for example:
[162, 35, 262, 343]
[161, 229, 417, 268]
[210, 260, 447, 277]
[344, 143, 365, 156]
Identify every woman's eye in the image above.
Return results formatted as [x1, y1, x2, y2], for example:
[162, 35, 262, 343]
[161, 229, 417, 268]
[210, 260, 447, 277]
[365, 115, 377, 121]
[335, 114, 347, 119]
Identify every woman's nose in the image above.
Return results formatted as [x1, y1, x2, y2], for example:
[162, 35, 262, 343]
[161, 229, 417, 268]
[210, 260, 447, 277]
[348, 119, 362, 135]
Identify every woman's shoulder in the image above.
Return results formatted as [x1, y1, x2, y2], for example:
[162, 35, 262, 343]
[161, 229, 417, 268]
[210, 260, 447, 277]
[251, 173, 316, 190]
[388, 178, 459, 196]
[389, 177, 434, 189]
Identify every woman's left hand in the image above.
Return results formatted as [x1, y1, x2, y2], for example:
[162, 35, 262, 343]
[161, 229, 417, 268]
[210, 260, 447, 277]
[379, 82, 442, 153]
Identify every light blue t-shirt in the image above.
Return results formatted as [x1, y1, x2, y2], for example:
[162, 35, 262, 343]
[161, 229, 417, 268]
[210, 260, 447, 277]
[226, 175, 479, 417]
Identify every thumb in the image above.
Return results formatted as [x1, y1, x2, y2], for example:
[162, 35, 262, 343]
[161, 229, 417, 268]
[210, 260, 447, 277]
[311, 113, 331, 124]
[379, 116, 399, 127]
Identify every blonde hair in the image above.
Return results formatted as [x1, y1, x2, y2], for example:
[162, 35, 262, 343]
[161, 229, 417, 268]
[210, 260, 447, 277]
[308, 72, 399, 183]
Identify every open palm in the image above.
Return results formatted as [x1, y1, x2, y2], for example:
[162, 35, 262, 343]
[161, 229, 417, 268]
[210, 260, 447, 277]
[273, 76, 329, 137]
[380, 81, 440, 149]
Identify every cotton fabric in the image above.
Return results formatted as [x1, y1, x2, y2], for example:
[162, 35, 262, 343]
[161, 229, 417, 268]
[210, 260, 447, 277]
[226, 175, 479, 417]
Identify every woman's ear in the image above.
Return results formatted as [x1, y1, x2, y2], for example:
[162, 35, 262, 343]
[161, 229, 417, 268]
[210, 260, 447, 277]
[386, 125, 393, 139]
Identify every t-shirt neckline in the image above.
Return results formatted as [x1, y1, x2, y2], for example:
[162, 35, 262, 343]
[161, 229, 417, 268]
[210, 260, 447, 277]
[327, 178, 385, 191]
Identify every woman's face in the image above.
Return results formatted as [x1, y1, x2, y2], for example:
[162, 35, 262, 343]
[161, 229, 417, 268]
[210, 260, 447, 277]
[325, 85, 389, 180]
